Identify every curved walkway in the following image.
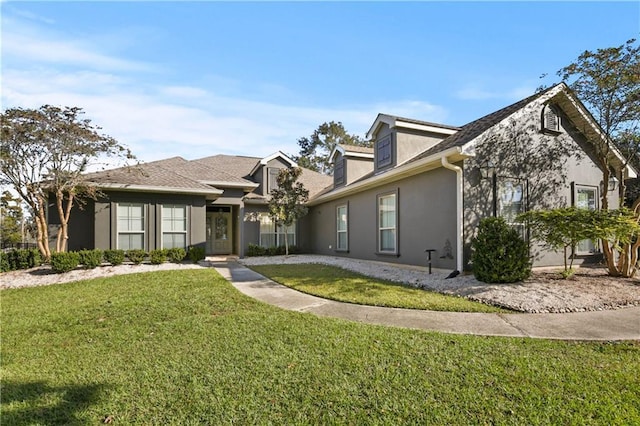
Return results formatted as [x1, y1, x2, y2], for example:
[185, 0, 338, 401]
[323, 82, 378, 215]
[212, 260, 640, 341]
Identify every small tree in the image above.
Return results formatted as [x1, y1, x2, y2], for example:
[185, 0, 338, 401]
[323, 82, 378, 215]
[519, 208, 597, 276]
[520, 207, 640, 278]
[1, 105, 134, 258]
[268, 167, 309, 255]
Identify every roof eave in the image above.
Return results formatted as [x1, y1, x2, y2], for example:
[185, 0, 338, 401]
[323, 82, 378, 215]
[308, 146, 467, 206]
[93, 182, 224, 196]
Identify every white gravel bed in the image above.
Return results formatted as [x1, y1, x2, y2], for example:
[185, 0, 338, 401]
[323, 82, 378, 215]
[240, 255, 640, 313]
[1, 262, 205, 290]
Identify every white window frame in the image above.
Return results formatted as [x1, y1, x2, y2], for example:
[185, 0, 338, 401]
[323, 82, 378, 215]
[574, 184, 599, 254]
[377, 193, 397, 254]
[117, 202, 146, 250]
[161, 204, 188, 249]
[258, 213, 296, 248]
[336, 204, 348, 251]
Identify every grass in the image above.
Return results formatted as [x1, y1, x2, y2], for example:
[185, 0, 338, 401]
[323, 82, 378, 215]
[249, 263, 508, 313]
[1, 269, 639, 425]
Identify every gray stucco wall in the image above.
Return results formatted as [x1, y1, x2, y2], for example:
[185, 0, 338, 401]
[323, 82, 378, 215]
[87, 191, 207, 251]
[309, 167, 458, 269]
[462, 100, 619, 268]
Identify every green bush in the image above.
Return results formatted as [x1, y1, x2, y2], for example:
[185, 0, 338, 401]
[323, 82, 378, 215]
[1, 252, 11, 272]
[127, 249, 147, 265]
[50, 251, 80, 274]
[78, 249, 103, 269]
[246, 243, 266, 257]
[246, 244, 301, 257]
[2, 249, 41, 271]
[471, 217, 531, 283]
[149, 249, 168, 265]
[167, 247, 186, 263]
[104, 249, 125, 266]
[187, 246, 206, 263]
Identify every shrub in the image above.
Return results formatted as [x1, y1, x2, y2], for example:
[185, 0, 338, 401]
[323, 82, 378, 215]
[3, 249, 41, 271]
[1, 252, 11, 272]
[127, 249, 147, 265]
[471, 217, 531, 283]
[50, 251, 80, 274]
[167, 247, 186, 263]
[246, 243, 266, 257]
[104, 249, 125, 266]
[149, 249, 168, 265]
[187, 246, 206, 263]
[78, 249, 103, 269]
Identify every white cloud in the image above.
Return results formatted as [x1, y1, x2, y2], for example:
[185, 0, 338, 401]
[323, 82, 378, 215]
[1, 11, 450, 165]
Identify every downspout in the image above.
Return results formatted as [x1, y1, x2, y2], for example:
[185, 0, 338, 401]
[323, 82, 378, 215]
[441, 156, 464, 273]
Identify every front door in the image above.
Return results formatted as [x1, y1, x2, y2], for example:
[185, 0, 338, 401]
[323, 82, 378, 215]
[206, 210, 233, 254]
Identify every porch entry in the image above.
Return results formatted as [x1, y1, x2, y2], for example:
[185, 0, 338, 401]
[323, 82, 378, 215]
[206, 206, 233, 255]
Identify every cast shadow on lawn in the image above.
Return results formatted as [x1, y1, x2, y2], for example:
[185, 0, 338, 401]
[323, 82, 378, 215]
[2, 380, 107, 425]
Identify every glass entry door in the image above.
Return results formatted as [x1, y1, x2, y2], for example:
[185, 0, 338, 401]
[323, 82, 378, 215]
[206, 209, 233, 255]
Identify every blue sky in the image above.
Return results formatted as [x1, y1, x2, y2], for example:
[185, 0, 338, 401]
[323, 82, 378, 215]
[2, 1, 639, 165]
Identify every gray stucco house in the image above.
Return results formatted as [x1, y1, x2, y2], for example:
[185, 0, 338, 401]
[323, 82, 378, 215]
[49, 83, 635, 271]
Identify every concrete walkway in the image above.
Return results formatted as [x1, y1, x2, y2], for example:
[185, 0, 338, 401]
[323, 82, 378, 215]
[212, 260, 640, 341]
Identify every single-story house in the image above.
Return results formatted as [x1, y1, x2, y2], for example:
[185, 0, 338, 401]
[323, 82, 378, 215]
[48, 83, 636, 271]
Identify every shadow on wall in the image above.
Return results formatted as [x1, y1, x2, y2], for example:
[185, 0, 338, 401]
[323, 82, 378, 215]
[464, 103, 585, 267]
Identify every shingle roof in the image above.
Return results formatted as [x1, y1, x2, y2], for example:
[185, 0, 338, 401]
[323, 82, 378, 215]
[85, 152, 332, 198]
[410, 85, 556, 162]
[192, 155, 261, 179]
[85, 161, 217, 192]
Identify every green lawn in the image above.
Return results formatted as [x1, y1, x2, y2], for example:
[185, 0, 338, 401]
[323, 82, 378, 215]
[250, 263, 508, 313]
[2, 269, 638, 425]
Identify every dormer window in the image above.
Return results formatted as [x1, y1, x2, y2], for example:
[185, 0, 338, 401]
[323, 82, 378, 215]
[334, 158, 345, 186]
[542, 104, 561, 134]
[376, 135, 393, 168]
[267, 168, 280, 192]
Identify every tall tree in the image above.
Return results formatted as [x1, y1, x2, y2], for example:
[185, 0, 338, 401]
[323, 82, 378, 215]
[268, 167, 309, 256]
[556, 39, 640, 277]
[557, 38, 640, 209]
[1, 190, 24, 247]
[1, 105, 134, 258]
[294, 121, 371, 174]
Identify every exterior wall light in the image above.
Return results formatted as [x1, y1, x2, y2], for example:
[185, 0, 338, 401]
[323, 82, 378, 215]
[479, 160, 495, 180]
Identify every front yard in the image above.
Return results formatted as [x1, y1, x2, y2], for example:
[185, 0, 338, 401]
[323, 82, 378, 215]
[2, 269, 639, 424]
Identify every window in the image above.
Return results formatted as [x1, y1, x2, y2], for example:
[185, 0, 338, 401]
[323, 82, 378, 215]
[336, 204, 348, 251]
[268, 168, 280, 192]
[117, 203, 145, 250]
[334, 158, 345, 186]
[376, 135, 392, 168]
[162, 205, 187, 249]
[259, 213, 295, 247]
[497, 179, 527, 239]
[574, 184, 598, 253]
[542, 104, 561, 134]
[378, 193, 397, 253]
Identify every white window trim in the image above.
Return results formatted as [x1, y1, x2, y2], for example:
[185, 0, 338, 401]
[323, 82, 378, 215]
[336, 204, 348, 251]
[573, 184, 599, 255]
[259, 213, 296, 247]
[116, 202, 146, 250]
[161, 204, 189, 249]
[377, 193, 397, 254]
